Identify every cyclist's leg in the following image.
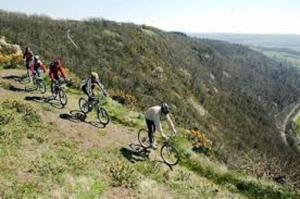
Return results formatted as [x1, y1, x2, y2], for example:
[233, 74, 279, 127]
[146, 119, 155, 144]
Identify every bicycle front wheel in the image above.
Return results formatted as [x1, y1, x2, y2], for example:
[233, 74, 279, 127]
[79, 98, 89, 113]
[97, 106, 110, 125]
[138, 129, 151, 148]
[161, 144, 180, 166]
[59, 90, 68, 107]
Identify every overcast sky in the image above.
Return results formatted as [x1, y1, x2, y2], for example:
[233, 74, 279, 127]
[1, 0, 299, 34]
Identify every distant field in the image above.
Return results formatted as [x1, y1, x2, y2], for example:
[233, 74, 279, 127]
[192, 33, 300, 52]
[251, 46, 300, 67]
[192, 33, 300, 67]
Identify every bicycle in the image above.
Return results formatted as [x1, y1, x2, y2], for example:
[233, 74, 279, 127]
[24, 72, 46, 94]
[51, 79, 68, 107]
[78, 94, 110, 126]
[138, 129, 180, 166]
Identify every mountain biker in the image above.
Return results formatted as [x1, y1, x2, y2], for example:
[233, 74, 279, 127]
[30, 55, 46, 78]
[49, 59, 67, 93]
[23, 47, 33, 75]
[81, 72, 108, 101]
[144, 103, 177, 149]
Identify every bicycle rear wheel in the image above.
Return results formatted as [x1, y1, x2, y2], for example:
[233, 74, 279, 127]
[138, 129, 151, 148]
[161, 144, 180, 166]
[59, 90, 68, 107]
[97, 106, 110, 125]
[37, 80, 46, 94]
[79, 98, 89, 113]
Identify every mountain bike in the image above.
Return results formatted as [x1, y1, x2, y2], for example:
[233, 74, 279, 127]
[51, 79, 68, 107]
[138, 129, 180, 166]
[24, 72, 46, 94]
[78, 94, 110, 126]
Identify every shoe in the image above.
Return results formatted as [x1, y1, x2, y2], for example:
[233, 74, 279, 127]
[151, 141, 158, 150]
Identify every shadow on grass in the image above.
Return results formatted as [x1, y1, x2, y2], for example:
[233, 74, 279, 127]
[120, 145, 150, 163]
[59, 110, 105, 129]
[24, 95, 66, 109]
[121, 144, 174, 170]
[2, 75, 22, 82]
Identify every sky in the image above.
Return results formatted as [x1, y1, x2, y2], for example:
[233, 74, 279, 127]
[1, 0, 300, 34]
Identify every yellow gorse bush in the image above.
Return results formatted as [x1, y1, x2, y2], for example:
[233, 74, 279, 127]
[0, 53, 23, 65]
[190, 130, 212, 150]
[110, 89, 137, 108]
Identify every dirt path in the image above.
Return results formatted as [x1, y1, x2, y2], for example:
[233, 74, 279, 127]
[0, 69, 137, 152]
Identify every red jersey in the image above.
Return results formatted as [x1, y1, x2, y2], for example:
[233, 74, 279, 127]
[49, 63, 67, 80]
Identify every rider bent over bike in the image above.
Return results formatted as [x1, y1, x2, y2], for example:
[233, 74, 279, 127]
[49, 59, 67, 93]
[30, 55, 46, 78]
[144, 103, 177, 149]
[81, 72, 108, 101]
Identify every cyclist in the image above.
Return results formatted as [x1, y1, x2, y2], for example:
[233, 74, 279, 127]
[23, 47, 33, 76]
[49, 59, 67, 94]
[30, 55, 46, 78]
[144, 103, 177, 149]
[81, 72, 108, 101]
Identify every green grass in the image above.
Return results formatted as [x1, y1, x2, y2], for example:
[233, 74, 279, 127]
[1, 69, 299, 198]
[104, 98, 145, 128]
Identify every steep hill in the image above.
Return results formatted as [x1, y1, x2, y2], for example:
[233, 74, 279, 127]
[0, 11, 300, 189]
[0, 68, 299, 198]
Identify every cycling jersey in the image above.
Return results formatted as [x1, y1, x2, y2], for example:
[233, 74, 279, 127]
[145, 105, 176, 135]
[49, 63, 67, 81]
[30, 60, 46, 76]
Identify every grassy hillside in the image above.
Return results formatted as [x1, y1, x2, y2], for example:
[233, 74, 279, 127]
[0, 11, 300, 189]
[0, 68, 298, 198]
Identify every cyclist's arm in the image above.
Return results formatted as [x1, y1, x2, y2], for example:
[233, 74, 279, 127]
[59, 67, 67, 80]
[166, 114, 177, 134]
[96, 81, 108, 96]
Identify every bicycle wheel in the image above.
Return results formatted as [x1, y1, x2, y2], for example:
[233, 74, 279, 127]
[161, 143, 180, 166]
[59, 90, 68, 107]
[37, 81, 46, 94]
[138, 129, 151, 148]
[79, 98, 89, 113]
[97, 106, 110, 125]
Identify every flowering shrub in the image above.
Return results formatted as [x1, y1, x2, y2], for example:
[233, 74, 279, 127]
[110, 90, 137, 108]
[189, 130, 212, 153]
[0, 53, 23, 67]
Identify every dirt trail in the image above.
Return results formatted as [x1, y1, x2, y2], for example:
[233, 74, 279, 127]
[0, 69, 137, 152]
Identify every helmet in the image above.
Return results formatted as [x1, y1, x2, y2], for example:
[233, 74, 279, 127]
[54, 60, 60, 65]
[91, 72, 99, 80]
[34, 55, 39, 60]
[161, 102, 170, 115]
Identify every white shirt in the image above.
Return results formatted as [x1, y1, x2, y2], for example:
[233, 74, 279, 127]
[145, 105, 176, 134]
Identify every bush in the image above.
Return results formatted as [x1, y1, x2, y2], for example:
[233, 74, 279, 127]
[0, 53, 23, 68]
[110, 89, 137, 108]
[0, 107, 14, 125]
[189, 130, 212, 154]
[2, 99, 41, 125]
[109, 160, 139, 188]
